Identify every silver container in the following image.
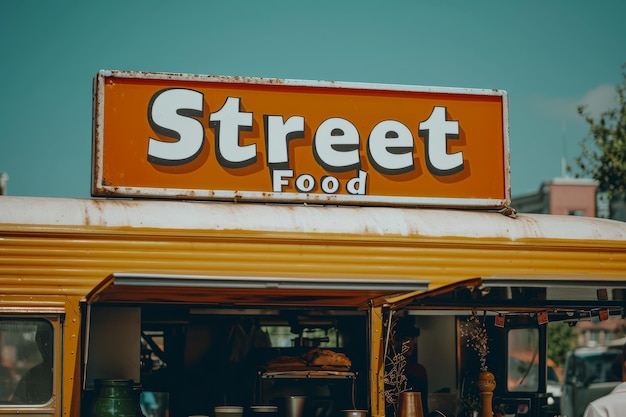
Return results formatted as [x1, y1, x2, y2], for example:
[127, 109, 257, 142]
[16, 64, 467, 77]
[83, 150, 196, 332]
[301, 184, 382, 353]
[284, 396, 307, 417]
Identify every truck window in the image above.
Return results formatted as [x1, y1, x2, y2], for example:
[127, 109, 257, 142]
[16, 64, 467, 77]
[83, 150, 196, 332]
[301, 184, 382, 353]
[507, 328, 540, 392]
[0, 319, 54, 405]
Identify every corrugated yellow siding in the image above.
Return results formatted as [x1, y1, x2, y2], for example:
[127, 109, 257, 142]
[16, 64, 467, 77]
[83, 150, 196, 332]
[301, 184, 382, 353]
[2, 223, 626, 300]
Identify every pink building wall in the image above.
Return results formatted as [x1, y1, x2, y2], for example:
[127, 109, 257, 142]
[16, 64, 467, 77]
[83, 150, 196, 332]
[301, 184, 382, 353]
[547, 179, 598, 216]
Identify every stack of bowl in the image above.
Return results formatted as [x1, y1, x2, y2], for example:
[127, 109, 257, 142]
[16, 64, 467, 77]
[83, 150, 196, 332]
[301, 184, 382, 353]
[251, 405, 278, 417]
[214, 406, 244, 417]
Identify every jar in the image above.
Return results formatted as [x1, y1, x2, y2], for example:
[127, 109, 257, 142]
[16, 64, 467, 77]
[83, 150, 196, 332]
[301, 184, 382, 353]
[89, 379, 144, 417]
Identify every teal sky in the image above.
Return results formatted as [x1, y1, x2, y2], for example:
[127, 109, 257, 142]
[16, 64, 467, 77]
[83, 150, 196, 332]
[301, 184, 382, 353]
[1, 0, 624, 199]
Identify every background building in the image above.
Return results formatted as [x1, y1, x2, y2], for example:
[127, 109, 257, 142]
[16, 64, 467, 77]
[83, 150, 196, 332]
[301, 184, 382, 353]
[512, 177, 626, 221]
[513, 177, 626, 348]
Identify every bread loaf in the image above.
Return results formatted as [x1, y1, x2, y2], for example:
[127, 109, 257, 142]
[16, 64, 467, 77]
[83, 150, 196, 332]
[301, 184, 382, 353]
[303, 348, 352, 367]
[265, 355, 307, 369]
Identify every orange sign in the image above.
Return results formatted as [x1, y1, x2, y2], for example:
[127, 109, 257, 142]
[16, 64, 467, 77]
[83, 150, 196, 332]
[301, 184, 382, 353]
[92, 70, 510, 208]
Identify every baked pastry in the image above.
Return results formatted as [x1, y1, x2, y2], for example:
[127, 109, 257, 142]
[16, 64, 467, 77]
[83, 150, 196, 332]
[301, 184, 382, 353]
[303, 348, 351, 368]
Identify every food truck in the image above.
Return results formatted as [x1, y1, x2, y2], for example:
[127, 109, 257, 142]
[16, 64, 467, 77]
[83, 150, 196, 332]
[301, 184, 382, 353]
[1, 71, 625, 417]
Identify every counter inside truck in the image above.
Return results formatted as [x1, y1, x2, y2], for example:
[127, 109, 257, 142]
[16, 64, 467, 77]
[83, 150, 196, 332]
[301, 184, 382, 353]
[82, 273, 429, 417]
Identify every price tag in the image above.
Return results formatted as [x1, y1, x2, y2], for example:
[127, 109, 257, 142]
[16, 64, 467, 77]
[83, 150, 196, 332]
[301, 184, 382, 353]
[537, 311, 549, 325]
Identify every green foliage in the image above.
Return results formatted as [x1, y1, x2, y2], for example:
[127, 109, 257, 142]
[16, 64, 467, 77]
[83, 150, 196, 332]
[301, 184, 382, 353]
[547, 322, 576, 368]
[572, 63, 626, 200]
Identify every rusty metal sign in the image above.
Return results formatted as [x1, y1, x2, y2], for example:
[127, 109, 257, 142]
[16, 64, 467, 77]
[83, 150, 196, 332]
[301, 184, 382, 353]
[92, 70, 510, 208]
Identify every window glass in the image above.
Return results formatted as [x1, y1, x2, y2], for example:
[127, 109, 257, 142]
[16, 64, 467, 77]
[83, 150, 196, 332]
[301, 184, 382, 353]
[507, 328, 539, 392]
[141, 330, 167, 374]
[574, 350, 622, 384]
[261, 326, 339, 348]
[0, 319, 54, 404]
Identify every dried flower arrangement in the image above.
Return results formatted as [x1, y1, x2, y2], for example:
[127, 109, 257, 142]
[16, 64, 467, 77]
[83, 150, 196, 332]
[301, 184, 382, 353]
[383, 318, 410, 417]
[460, 309, 490, 372]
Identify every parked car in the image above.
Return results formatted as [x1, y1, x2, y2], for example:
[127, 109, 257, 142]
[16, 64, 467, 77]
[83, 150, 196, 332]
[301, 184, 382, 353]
[560, 339, 625, 417]
[546, 358, 563, 416]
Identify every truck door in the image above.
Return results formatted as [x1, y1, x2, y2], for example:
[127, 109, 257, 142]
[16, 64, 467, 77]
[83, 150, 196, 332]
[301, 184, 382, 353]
[492, 317, 551, 417]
